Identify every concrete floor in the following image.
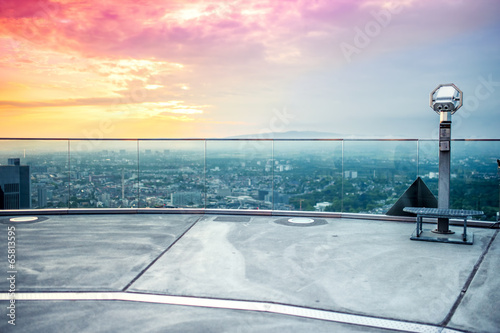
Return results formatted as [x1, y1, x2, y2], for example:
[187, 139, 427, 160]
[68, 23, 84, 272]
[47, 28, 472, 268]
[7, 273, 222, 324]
[0, 213, 498, 332]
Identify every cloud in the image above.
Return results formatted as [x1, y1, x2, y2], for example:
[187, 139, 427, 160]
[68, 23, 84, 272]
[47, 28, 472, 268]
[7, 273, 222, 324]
[0, 0, 360, 66]
[0, 97, 117, 108]
[3, 0, 499, 69]
[1, 0, 500, 139]
[0, 0, 62, 19]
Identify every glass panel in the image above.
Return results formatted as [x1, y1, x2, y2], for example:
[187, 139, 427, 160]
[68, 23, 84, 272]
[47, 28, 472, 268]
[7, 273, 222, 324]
[343, 141, 418, 214]
[138, 140, 205, 208]
[69, 140, 138, 208]
[0, 140, 69, 209]
[417, 140, 439, 196]
[273, 140, 342, 211]
[2, 138, 497, 219]
[206, 140, 272, 209]
[451, 141, 500, 221]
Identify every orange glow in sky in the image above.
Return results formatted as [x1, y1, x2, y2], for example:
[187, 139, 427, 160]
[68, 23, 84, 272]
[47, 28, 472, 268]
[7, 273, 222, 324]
[1, 0, 499, 139]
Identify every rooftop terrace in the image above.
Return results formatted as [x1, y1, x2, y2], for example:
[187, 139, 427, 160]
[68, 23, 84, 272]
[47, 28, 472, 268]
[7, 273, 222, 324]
[0, 210, 499, 332]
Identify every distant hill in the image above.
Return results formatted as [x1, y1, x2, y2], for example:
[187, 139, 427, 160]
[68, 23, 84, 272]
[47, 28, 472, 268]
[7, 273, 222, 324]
[228, 131, 347, 139]
[227, 130, 422, 140]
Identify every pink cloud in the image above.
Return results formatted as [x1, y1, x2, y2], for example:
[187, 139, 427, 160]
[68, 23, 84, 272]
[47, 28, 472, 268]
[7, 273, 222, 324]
[2, 0, 499, 77]
[2, 1, 500, 97]
[0, 1, 343, 64]
[0, 0, 63, 19]
[2, 0, 499, 65]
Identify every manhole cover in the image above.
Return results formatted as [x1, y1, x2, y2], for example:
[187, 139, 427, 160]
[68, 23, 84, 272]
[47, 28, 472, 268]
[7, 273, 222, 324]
[288, 218, 315, 224]
[0, 216, 47, 224]
[10, 216, 38, 222]
[274, 217, 328, 227]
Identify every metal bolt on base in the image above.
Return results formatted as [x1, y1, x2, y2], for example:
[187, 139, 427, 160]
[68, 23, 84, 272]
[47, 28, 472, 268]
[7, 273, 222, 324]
[431, 217, 455, 234]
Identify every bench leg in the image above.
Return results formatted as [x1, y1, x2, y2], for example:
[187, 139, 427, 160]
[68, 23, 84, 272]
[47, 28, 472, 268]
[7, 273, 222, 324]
[416, 216, 422, 237]
[463, 217, 467, 241]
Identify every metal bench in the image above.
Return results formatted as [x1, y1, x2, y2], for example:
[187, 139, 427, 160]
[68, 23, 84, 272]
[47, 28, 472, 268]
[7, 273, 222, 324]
[403, 207, 484, 244]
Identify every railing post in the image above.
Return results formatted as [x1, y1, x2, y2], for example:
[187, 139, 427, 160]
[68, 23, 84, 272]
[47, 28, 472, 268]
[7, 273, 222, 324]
[204, 140, 207, 209]
[341, 140, 344, 213]
[68, 140, 71, 208]
[137, 140, 140, 208]
[271, 140, 275, 211]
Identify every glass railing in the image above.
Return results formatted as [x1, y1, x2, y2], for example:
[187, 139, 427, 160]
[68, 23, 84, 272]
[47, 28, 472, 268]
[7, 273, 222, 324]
[0, 138, 498, 220]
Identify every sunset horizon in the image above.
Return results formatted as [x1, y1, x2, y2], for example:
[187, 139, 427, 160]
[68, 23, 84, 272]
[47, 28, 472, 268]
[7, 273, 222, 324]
[1, 0, 499, 139]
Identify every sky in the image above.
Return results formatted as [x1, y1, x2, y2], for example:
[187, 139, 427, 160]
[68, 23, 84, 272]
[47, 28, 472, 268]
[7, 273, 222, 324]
[0, 0, 499, 139]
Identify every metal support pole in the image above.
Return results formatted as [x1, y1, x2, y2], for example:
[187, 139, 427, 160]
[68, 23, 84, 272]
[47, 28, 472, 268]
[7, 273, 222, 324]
[435, 112, 453, 234]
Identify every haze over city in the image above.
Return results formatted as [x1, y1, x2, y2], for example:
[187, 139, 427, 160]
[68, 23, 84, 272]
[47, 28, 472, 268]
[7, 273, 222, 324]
[1, 0, 499, 139]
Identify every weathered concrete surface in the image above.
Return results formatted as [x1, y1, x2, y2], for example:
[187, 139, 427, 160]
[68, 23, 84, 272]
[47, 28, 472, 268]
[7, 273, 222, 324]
[130, 216, 495, 325]
[0, 214, 200, 291]
[449, 230, 500, 333]
[0, 213, 498, 332]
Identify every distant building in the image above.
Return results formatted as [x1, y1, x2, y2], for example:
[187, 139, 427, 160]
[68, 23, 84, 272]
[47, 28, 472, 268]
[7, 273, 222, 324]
[265, 192, 290, 205]
[314, 202, 331, 212]
[344, 171, 358, 179]
[217, 188, 232, 197]
[100, 193, 111, 206]
[277, 165, 292, 172]
[0, 158, 31, 209]
[258, 189, 270, 201]
[38, 186, 47, 208]
[427, 172, 438, 179]
[171, 191, 202, 206]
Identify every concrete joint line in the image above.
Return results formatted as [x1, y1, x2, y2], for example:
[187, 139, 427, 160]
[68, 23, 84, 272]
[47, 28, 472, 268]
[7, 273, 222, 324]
[440, 229, 499, 327]
[121, 215, 203, 291]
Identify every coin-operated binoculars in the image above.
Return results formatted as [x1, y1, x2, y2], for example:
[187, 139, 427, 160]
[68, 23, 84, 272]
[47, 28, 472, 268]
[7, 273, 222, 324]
[430, 83, 463, 233]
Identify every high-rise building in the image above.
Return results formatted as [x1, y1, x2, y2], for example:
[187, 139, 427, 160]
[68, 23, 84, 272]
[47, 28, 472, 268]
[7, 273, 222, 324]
[38, 186, 47, 208]
[0, 158, 31, 209]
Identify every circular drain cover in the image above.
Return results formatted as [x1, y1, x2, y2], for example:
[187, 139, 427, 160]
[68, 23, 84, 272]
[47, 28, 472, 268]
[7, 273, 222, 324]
[275, 217, 327, 227]
[10, 216, 39, 222]
[288, 217, 315, 224]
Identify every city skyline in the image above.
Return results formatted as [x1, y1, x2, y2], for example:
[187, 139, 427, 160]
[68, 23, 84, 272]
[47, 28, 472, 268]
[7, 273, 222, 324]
[0, 138, 498, 220]
[1, 0, 500, 139]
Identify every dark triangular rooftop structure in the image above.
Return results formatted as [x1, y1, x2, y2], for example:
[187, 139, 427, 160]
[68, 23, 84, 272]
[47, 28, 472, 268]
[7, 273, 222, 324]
[386, 177, 437, 216]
